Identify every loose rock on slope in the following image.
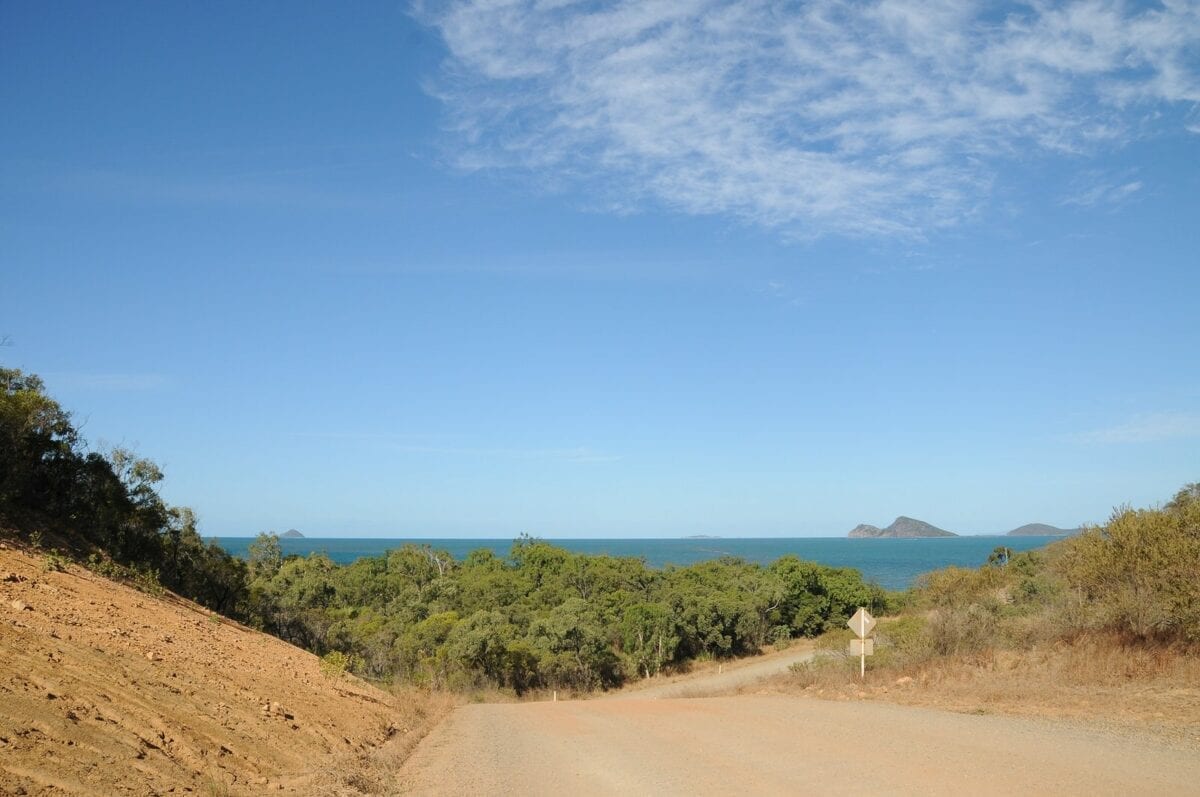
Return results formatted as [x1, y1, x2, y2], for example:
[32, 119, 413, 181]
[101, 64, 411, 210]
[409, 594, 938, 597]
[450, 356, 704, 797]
[0, 543, 407, 795]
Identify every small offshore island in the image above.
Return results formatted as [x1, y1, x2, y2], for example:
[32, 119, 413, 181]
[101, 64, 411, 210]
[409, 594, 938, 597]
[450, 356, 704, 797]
[849, 517, 1084, 538]
[1006, 523, 1080, 536]
[848, 516, 956, 538]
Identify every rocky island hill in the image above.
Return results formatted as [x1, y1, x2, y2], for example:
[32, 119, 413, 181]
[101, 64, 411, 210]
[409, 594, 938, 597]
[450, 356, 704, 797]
[1006, 523, 1080, 536]
[848, 516, 957, 538]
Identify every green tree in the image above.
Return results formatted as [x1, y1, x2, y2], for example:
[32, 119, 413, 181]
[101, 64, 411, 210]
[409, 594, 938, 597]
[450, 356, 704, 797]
[529, 598, 620, 689]
[620, 603, 679, 677]
[446, 610, 512, 685]
[0, 368, 78, 518]
[247, 532, 283, 580]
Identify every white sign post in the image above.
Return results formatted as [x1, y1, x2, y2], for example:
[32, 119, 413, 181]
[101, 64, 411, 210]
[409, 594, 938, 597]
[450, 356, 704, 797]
[847, 607, 876, 679]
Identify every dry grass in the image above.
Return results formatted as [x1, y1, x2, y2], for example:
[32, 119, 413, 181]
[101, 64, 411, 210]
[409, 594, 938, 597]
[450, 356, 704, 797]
[759, 632, 1200, 746]
[310, 686, 457, 795]
[744, 512, 1199, 749]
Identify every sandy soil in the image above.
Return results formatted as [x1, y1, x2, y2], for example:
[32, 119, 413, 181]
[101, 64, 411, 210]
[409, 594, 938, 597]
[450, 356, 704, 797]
[611, 643, 816, 700]
[0, 542, 424, 796]
[401, 646, 1200, 796]
[751, 637, 1200, 748]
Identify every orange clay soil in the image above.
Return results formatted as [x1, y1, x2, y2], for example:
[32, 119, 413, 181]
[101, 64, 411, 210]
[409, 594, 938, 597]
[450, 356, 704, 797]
[0, 540, 436, 796]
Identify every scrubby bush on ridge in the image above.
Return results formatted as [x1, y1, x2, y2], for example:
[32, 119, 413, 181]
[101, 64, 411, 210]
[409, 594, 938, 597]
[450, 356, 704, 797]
[245, 536, 890, 693]
[1057, 483, 1200, 643]
[833, 484, 1200, 680]
[1, 367, 250, 617]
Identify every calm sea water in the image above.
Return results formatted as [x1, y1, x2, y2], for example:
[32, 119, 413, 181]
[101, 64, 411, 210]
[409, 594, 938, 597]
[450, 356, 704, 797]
[209, 536, 1062, 591]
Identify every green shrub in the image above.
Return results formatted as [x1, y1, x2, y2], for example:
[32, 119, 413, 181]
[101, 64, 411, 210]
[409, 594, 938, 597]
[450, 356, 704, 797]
[130, 565, 165, 597]
[320, 650, 362, 679]
[814, 626, 854, 652]
[1055, 484, 1200, 643]
[923, 604, 998, 656]
[41, 549, 68, 572]
[916, 565, 1005, 610]
[86, 553, 124, 580]
[871, 615, 929, 667]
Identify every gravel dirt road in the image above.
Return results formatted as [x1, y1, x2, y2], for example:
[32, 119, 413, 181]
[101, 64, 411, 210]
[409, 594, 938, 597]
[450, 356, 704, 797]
[400, 646, 1200, 796]
[612, 643, 817, 699]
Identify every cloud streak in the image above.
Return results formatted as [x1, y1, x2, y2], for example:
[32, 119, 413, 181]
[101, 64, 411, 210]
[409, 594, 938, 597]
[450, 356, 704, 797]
[419, 0, 1200, 237]
[1060, 171, 1143, 207]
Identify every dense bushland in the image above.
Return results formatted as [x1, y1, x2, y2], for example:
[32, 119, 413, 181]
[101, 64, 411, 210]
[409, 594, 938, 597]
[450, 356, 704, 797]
[0, 368, 250, 616]
[1, 366, 888, 693]
[244, 535, 889, 692]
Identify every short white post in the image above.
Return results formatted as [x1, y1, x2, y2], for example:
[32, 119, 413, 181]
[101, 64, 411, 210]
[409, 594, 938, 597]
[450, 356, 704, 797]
[859, 607, 866, 679]
[553, 690, 557, 702]
[848, 606, 874, 680]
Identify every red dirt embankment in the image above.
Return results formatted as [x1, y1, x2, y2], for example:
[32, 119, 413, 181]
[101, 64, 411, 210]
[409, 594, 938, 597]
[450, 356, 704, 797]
[0, 541, 425, 795]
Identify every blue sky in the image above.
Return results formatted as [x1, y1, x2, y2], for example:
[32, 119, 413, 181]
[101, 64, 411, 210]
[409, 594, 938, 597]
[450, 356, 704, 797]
[2, 1, 1197, 538]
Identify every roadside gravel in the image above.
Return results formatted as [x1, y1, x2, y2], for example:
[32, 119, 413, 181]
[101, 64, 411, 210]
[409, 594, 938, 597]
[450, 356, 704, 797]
[400, 642, 1200, 795]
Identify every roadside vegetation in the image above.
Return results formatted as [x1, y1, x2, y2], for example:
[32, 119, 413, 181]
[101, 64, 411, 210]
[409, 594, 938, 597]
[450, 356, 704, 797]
[1, 366, 888, 697]
[240, 533, 888, 694]
[1, 368, 249, 613]
[783, 483, 1200, 732]
[7, 364, 1194, 717]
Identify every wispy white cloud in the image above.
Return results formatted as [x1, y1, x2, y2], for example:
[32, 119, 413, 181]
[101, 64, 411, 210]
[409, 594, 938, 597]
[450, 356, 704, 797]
[756, 279, 805, 306]
[1074, 411, 1200, 444]
[418, 0, 1200, 238]
[1060, 171, 1143, 207]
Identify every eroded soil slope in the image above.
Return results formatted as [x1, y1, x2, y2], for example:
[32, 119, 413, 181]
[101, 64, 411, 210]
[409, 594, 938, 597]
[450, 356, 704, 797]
[0, 542, 412, 795]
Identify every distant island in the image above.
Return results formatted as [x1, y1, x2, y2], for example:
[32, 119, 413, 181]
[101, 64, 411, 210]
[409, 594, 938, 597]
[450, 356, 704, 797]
[280, 529, 305, 538]
[1006, 523, 1081, 537]
[682, 535, 722, 539]
[848, 516, 957, 538]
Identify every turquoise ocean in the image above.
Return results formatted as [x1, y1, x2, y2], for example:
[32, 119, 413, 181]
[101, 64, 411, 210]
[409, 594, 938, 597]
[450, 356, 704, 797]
[209, 536, 1063, 591]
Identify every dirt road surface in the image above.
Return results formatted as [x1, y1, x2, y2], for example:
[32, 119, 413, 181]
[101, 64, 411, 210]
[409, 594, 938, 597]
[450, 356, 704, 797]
[401, 648, 1200, 796]
[613, 643, 817, 699]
